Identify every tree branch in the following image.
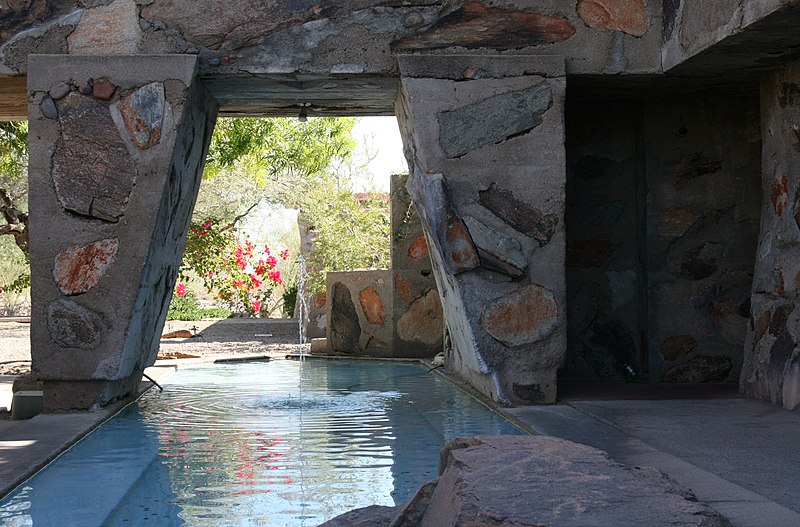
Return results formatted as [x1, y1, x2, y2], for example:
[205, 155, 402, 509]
[220, 201, 259, 232]
[0, 187, 29, 257]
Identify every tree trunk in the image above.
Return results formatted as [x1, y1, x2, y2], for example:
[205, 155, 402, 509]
[0, 187, 29, 258]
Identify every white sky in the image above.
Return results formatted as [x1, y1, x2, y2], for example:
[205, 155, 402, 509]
[350, 116, 408, 192]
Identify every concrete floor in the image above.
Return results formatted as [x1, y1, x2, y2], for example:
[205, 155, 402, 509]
[506, 384, 800, 527]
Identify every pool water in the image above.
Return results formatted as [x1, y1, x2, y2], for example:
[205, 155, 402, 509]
[0, 359, 524, 527]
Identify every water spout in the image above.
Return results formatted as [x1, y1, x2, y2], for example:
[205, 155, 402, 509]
[297, 255, 311, 352]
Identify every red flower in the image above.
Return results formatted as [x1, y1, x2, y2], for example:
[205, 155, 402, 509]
[266, 255, 278, 269]
[175, 283, 187, 297]
[279, 249, 289, 260]
[251, 300, 262, 314]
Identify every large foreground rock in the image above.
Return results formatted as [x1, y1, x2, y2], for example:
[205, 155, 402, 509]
[319, 435, 730, 527]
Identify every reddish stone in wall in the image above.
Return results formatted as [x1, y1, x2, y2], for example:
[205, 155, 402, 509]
[117, 82, 165, 150]
[359, 286, 385, 325]
[577, 0, 649, 38]
[92, 78, 116, 101]
[445, 220, 480, 271]
[790, 127, 800, 152]
[658, 208, 700, 238]
[482, 284, 558, 347]
[422, 176, 480, 275]
[660, 335, 696, 361]
[395, 273, 411, 303]
[393, 2, 575, 51]
[775, 268, 786, 295]
[479, 183, 558, 247]
[709, 299, 748, 345]
[665, 153, 722, 189]
[771, 171, 789, 216]
[407, 233, 429, 260]
[53, 238, 119, 295]
[397, 290, 443, 346]
[754, 310, 771, 344]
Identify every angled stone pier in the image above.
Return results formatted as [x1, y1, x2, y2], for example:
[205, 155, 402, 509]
[396, 54, 567, 405]
[742, 63, 800, 411]
[27, 55, 217, 411]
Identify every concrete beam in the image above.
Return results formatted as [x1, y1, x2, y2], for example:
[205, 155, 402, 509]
[0, 75, 27, 120]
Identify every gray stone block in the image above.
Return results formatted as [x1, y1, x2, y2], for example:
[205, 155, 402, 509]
[11, 390, 43, 420]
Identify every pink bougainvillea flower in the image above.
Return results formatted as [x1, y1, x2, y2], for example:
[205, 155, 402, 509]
[175, 283, 187, 297]
[201, 219, 213, 230]
[266, 255, 278, 268]
[279, 249, 289, 260]
[251, 300, 262, 314]
[268, 270, 282, 284]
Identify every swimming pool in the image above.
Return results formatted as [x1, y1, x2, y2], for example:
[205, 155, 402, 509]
[0, 359, 524, 526]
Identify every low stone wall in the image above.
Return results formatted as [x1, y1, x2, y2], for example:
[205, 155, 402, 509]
[327, 270, 394, 356]
[326, 268, 442, 358]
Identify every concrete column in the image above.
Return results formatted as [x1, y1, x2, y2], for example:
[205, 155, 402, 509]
[742, 64, 800, 410]
[27, 55, 218, 411]
[395, 54, 567, 405]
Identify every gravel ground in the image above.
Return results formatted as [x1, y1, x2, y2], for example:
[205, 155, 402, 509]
[0, 319, 32, 375]
[0, 318, 310, 376]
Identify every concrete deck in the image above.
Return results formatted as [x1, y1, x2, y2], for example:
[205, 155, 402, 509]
[505, 384, 800, 527]
[0, 364, 178, 498]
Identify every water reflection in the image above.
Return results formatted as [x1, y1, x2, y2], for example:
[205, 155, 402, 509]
[0, 360, 522, 526]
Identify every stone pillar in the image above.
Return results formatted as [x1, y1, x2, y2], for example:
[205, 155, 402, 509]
[742, 64, 800, 410]
[395, 54, 566, 405]
[27, 55, 218, 411]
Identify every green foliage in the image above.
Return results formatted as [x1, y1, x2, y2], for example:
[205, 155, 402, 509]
[282, 284, 298, 317]
[0, 121, 28, 183]
[0, 121, 30, 294]
[167, 291, 231, 321]
[300, 179, 390, 293]
[204, 117, 357, 209]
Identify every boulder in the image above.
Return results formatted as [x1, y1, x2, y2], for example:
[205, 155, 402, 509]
[320, 435, 731, 527]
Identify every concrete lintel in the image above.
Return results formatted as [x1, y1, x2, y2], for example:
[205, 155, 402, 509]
[396, 53, 565, 81]
[28, 54, 199, 92]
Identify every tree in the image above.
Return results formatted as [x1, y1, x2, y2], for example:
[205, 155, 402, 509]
[299, 178, 390, 293]
[198, 117, 357, 219]
[0, 121, 29, 257]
